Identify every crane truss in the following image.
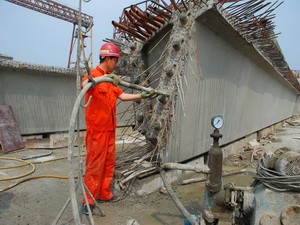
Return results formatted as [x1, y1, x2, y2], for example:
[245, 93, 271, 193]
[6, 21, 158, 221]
[5, 0, 93, 28]
[5, 0, 94, 67]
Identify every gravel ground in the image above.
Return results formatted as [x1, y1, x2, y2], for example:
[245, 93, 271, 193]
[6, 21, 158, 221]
[0, 116, 299, 225]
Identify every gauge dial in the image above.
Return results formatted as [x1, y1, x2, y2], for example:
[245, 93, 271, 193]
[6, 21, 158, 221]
[211, 115, 224, 129]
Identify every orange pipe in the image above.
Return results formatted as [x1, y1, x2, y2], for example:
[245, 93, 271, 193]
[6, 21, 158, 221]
[148, 6, 172, 20]
[170, 0, 182, 13]
[124, 10, 152, 38]
[131, 5, 162, 28]
[128, 9, 157, 33]
[112, 21, 146, 41]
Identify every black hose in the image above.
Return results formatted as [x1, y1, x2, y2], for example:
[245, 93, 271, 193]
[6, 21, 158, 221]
[251, 157, 300, 192]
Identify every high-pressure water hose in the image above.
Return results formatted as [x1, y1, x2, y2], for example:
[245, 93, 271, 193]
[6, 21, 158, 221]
[68, 76, 169, 225]
[159, 169, 200, 225]
[68, 77, 108, 225]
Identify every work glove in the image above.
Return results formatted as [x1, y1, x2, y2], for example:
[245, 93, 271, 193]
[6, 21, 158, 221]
[108, 73, 121, 86]
[141, 90, 156, 99]
[87, 76, 96, 88]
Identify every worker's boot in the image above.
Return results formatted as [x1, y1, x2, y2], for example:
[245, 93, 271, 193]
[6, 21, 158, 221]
[81, 204, 95, 215]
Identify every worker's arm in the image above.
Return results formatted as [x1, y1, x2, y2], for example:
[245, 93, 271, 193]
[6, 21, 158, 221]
[118, 93, 142, 101]
[119, 90, 156, 101]
[81, 77, 142, 100]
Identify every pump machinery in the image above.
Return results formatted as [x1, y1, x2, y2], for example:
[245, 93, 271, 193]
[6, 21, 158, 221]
[202, 116, 300, 225]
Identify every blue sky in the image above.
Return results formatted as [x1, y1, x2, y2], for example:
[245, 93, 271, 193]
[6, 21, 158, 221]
[0, 0, 299, 70]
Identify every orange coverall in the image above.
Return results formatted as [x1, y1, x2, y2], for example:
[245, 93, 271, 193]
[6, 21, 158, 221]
[82, 66, 123, 204]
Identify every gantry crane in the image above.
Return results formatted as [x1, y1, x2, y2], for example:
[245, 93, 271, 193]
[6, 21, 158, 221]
[4, 0, 94, 68]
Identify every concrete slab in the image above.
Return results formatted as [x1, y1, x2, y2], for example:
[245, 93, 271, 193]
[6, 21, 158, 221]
[0, 105, 24, 153]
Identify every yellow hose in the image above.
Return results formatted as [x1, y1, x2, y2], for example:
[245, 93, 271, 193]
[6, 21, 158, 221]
[0, 156, 32, 170]
[0, 153, 86, 168]
[0, 157, 35, 181]
[0, 174, 73, 193]
[0, 156, 80, 192]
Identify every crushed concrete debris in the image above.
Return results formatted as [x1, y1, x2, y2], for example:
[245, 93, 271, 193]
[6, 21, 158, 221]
[159, 186, 168, 195]
[267, 134, 282, 142]
[126, 219, 140, 225]
[248, 139, 260, 147]
[285, 120, 300, 126]
[140, 160, 153, 168]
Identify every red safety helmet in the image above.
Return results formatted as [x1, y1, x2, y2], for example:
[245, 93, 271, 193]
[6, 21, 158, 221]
[99, 42, 120, 58]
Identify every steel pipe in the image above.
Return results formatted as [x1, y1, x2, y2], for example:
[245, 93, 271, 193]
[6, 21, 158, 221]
[124, 10, 153, 37]
[131, 5, 162, 28]
[128, 9, 157, 33]
[149, 0, 172, 13]
[170, 0, 182, 13]
[148, 6, 172, 20]
[146, 11, 165, 24]
[147, 6, 170, 22]
[112, 21, 146, 41]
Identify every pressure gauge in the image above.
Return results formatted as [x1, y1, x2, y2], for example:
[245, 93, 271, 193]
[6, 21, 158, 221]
[211, 115, 224, 129]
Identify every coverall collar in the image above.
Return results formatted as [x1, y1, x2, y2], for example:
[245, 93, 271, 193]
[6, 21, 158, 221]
[96, 66, 106, 75]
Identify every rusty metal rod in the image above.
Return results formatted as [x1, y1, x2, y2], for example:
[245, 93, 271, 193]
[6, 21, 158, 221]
[136, 11, 163, 28]
[131, 26, 151, 39]
[146, 11, 165, 24]
[229, 0, 265, 16]
[244, 2, 272, 18]
[148, 6, 172, 21]
[131, 5, 163, 28]
[125, 10, 153, 34]
[226, 0, 261, 13]
[149, 0, 172, 13]
[147, 6, 170, 21]
[128, 9, 157, 32]
[181, 0, 188, 10]
[148, 6, 172, 20]
[112, 21, 146, 41]
[135, 6, 166, 26]
[135, 21, 156, 35]
[217, 0, 228, 10]
[124, 10, 152, 38]
[170, 0, 182, 13]
[228, 0, 275, 26]
[260, 0, 283, 19]
[228, 7, 258, 22]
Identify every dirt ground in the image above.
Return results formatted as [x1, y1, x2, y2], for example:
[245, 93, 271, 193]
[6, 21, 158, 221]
[0, 116, 299, 225]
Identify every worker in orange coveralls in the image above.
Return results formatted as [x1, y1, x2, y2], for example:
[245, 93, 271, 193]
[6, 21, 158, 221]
[81, 42, 154, 215]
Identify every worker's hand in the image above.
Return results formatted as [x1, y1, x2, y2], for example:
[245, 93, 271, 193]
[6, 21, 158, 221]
[108, 73, 121, 86]
[141, 90, 156, 99]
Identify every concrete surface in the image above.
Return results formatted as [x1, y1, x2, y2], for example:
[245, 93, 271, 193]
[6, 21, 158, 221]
[0, 116, 299, 225]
